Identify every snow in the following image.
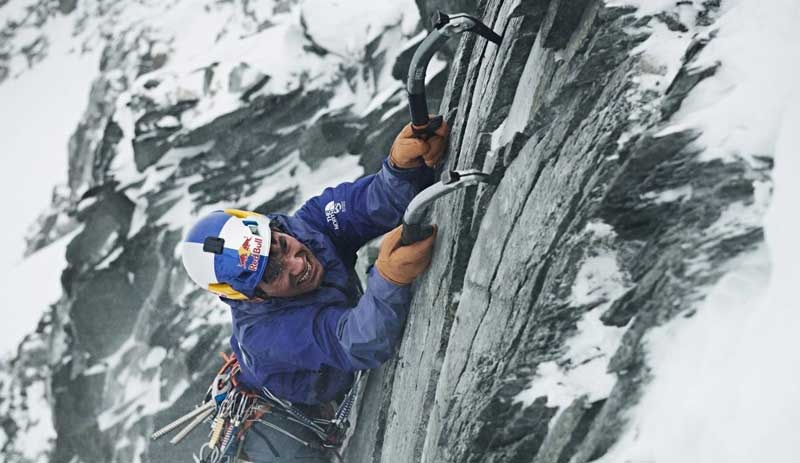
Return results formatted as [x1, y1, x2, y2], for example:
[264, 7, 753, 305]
[297, 154, 365, 207]
[515, 355, 612, 411]
[83, 363, 109, 376]
[301, 0, 411, 58]
[0, 226, 82, 357]
[621, 0, 800, 165]
[584, 220, 615, 238]
[670, 5, 797, 165]
[0, 12, 99, 355]
[606, 250, 767, 463]
[179, 334, 199, 351]
[378, 97, 408, 123]
[613, 3, 703, 150]
[607, 0, 705, 18]
[590, 0, 800, 462]
[704, 181, 770, 240]
[100, 0, 414, 249]
[126, 199, 149, 240]
[95, 246, 125, 270]
[569, 253, 628, 306]
[104, 0, 421, 162]
[640, 185, 693, 204]
[12, 381, 56, 460]
[143, 347, 167, 368]
[156, 151, 364, 243]
[98, 341, 189, 433]
[515, 247, 630, 413]
[484, 117, 508, 172]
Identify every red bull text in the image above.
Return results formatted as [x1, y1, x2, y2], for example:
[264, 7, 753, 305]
[237, 236, 263, 270]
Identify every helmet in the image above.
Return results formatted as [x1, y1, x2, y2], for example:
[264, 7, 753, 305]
[181, 209, 272, 300]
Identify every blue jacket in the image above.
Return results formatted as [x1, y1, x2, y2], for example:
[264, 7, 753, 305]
[226, 159, 434, 404]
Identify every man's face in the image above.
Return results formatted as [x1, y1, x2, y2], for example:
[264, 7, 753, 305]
[256, 231, 324, 298]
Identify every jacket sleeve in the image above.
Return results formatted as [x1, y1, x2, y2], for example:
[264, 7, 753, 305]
[242, 268, 413, 377]
[294, 158, 434, 254]
[334, 267, 413, 369]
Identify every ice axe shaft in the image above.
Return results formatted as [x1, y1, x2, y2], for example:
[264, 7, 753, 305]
[407, 11, 502, 138]
[401, 169, 490, 245]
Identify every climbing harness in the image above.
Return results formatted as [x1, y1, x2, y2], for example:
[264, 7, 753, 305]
[151, 353, 362, 462]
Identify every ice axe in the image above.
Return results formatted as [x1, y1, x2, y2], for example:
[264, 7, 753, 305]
[401, 169, 491, 245]
[406, 11, 503, 139]
[400, 11, 502, 245]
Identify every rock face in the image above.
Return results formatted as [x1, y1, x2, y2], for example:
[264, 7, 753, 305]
[343, 1, 769, 462]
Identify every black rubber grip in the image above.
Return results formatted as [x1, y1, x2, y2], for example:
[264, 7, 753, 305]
[411, 115, 444, 139]
[401, 222, 435, 246]
[408, 92, 429, 127]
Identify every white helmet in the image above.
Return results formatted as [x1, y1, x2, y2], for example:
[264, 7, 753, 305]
[181, 209, 272, 300]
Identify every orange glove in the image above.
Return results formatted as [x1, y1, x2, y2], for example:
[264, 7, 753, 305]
[375, 225, 437, 285]
[389, 119, 449, 169]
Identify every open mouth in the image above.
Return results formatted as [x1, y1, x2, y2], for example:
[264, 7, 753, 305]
[297, 255, 312, 285]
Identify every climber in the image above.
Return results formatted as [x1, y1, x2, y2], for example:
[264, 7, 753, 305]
[180, 119, 448, 461]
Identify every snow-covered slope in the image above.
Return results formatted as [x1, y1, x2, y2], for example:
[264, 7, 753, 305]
[594, 1, 800, 461]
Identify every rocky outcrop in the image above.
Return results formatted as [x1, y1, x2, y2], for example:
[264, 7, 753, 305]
[344, 1, 768, 462]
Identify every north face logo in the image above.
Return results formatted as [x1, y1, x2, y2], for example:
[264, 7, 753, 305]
[325, 200, 345, 230]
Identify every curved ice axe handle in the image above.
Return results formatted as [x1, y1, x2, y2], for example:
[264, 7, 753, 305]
[400, 170, 491, 245]
[407, 11, 501, 137]
[407, 25, 449, 135]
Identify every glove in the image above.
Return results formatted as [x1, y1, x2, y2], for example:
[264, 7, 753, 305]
[389, 119, 449, 169]
[375, 225, 437, 285]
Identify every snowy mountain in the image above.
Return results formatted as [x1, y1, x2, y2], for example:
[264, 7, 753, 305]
[1, 0, 798, 462]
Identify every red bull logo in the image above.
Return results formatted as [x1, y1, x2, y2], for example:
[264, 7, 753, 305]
[237, 236, 263, 270]
[238, 237, 252, 267]
[248, 237, 263, 271]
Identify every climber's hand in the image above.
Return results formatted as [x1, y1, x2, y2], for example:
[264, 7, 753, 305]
[375, 225, 437, 285]
[389, 118, 449, 169]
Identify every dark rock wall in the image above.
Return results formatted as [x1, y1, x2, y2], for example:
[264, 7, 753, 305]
[344, 1, 768, 462]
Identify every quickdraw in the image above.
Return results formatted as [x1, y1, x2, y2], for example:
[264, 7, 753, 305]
[151, 352, 362, 462]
